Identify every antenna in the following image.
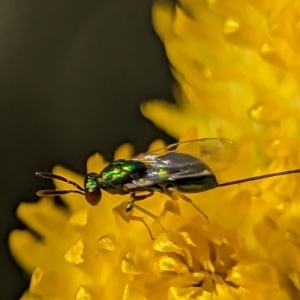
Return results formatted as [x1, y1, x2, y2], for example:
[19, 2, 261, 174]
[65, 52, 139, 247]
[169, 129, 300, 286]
[36, 190, 84, 196]
[35, 172, 84, 191]
[35, 172, 85, 197]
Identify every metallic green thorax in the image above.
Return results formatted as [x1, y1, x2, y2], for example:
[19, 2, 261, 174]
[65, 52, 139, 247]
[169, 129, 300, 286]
[98, 159, 147, 195]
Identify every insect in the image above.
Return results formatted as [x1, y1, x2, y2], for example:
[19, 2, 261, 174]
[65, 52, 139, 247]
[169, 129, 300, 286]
[36, 138, 300, 235]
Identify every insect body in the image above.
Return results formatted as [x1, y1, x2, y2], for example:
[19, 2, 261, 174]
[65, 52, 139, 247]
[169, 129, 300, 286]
[36, 138, 300, 221]
[99, 152, 216, 194]
[36, 138, 234, 211]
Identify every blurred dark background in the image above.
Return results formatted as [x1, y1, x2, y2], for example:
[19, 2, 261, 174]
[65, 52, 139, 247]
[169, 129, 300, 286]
[0, 0, 174, 299]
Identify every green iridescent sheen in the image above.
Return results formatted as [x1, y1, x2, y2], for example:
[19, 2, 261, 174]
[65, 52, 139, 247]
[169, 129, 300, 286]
[85, 173, 98, 190]
[98, 159, 148, 195]
[151, 167, 167, 177]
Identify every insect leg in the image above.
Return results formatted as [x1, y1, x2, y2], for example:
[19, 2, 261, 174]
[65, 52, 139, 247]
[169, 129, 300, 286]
[112, 198, 156, 240]
[124, 193, 166, 237]
[125, 215, 155, 240]
[131, 191, 154, 201]
[123, 191, 154, 213]
[165, 187, 208, 219]
[131, 202, 166, 235]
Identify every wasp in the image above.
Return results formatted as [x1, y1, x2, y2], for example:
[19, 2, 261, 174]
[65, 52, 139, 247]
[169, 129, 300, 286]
[36, 138, 300, 236]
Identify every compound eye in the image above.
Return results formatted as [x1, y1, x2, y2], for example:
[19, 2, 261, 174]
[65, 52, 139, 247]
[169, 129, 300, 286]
[84, 173, 102, 206]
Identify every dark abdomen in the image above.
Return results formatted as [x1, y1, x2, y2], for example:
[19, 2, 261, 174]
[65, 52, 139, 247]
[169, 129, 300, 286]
[147, 152, 218, 193]
[169, 174, 217, 193]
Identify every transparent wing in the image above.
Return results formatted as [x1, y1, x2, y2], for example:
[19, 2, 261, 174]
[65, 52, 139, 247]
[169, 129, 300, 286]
[133, 138, 238, 173]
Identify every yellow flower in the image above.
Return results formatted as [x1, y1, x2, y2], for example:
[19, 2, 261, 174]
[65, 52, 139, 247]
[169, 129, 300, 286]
[9, 0, 300, 299]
